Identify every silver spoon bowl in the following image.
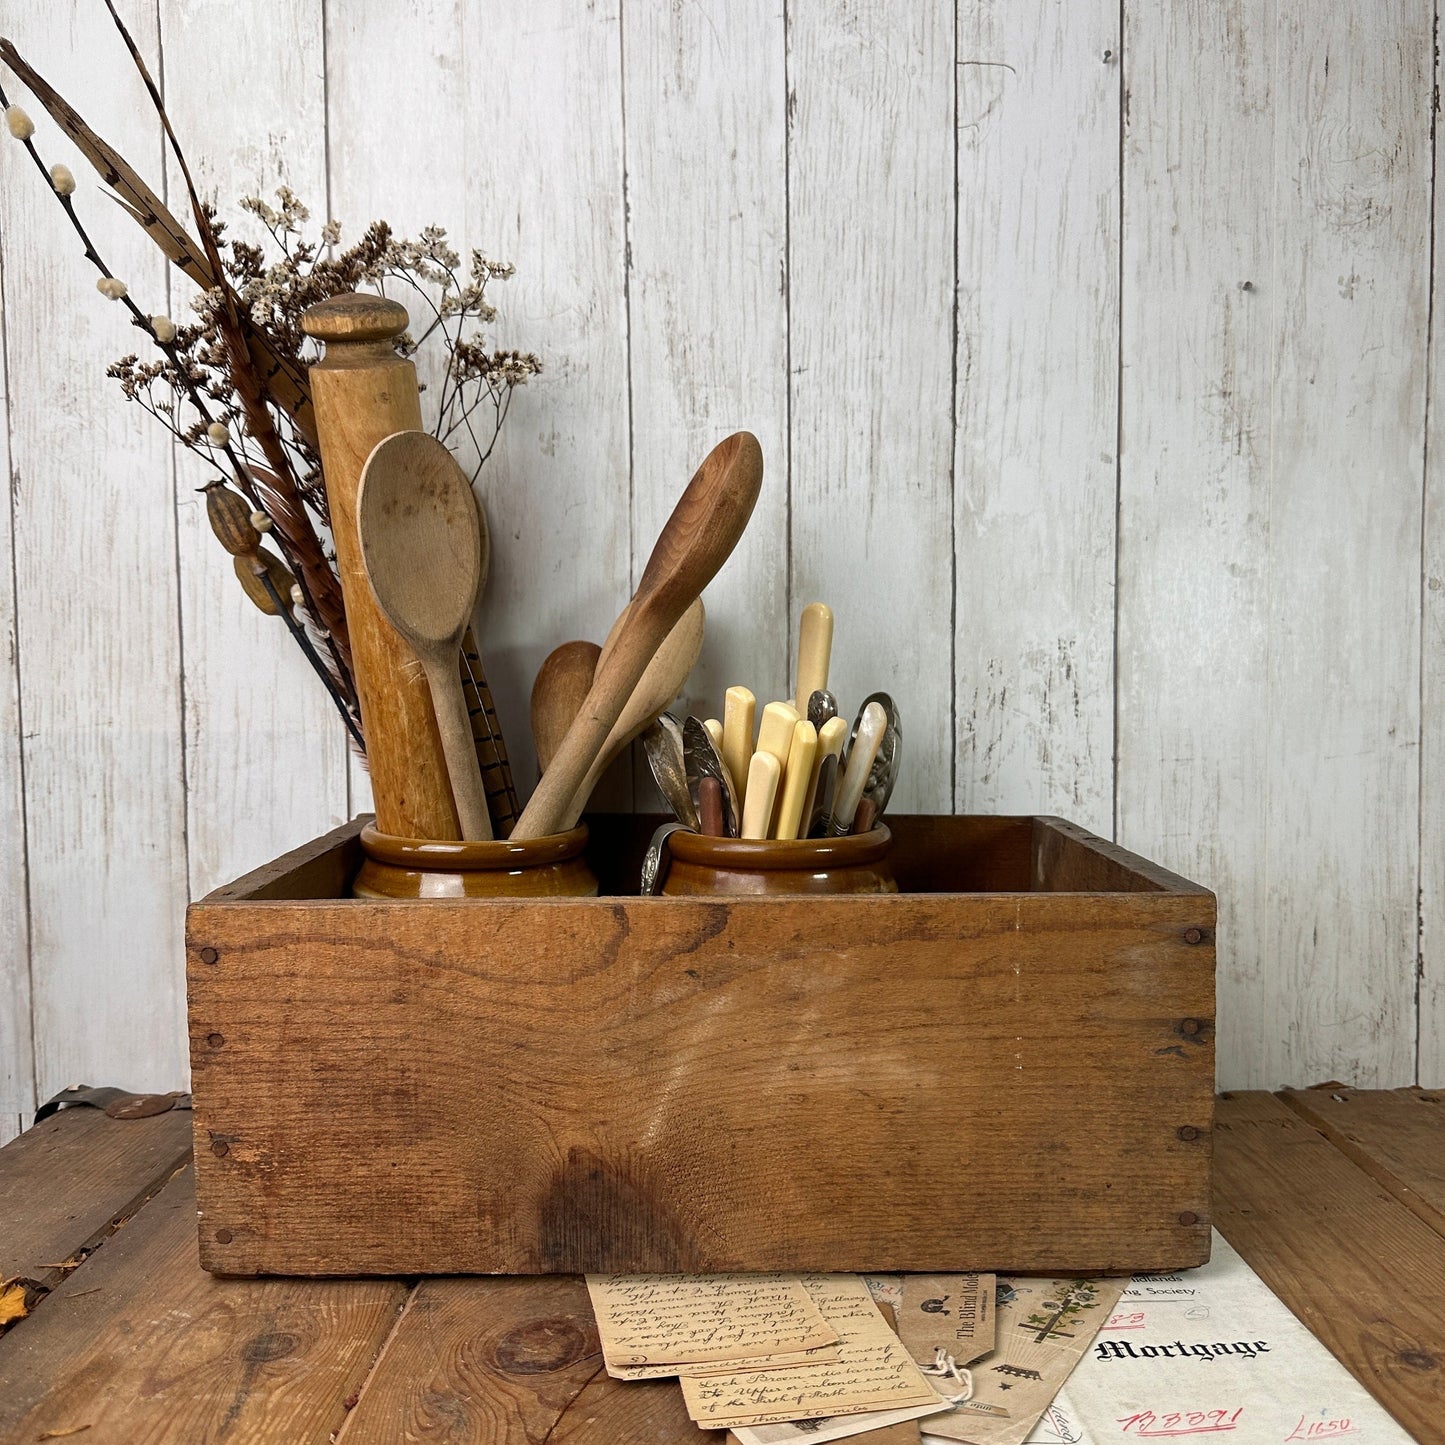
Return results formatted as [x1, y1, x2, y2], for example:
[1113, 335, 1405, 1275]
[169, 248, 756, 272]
[683, 715, 741, 838]
[643, 714, 700, 832]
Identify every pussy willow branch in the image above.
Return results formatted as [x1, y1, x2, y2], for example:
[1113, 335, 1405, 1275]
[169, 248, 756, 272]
[0, 77, 361, 735]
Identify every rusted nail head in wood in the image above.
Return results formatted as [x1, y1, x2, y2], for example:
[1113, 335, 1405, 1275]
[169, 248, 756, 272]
[1180, 1017, 1203, 1036]
[215, 1227, 234, 1244]
[199, 947, 219, 965]
[207, 1032, 225, 1049]
[1177, 1211, 1200, 1227]
[211, 1140, 229, 1157]
[1176, 1125, 1201, 1142]
[1183, 927, 1204, 945]
[302, 292, 410, 344]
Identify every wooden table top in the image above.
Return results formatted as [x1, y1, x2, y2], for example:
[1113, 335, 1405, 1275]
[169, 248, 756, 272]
[0, 1088, 1439, 1443]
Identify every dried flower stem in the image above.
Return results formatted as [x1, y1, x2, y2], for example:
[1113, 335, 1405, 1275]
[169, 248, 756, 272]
[0, 74, 363, 736]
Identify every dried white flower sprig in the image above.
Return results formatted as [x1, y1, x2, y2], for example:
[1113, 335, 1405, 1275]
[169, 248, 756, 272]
[0, 7, 540, 760]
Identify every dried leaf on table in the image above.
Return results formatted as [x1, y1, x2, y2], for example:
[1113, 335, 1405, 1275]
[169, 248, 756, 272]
[0, 1277, 30, 1327]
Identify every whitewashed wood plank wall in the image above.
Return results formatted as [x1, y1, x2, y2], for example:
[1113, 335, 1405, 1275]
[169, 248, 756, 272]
[0, 0, 1438, 1134]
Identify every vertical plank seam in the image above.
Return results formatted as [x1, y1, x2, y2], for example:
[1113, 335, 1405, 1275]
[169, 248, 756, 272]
[330, 1281, 420, 1443]
[617, 0, 640, 811]
[948, 0, 960, 814]
[618, 0, 636, 599]
[1264, 0, 1279, 1079]
[783, 0, 795, 691]
[1111, 0, 1126, 844]
[320, 0, 355, 826]
[155, 0, 193, 907]
[0, 178, 38, 1120]
[1417, 3, 1440, 1085]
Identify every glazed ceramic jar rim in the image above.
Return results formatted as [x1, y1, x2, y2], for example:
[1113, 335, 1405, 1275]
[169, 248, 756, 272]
[666, 824, 891, 871]
[359, 821, 589, 871]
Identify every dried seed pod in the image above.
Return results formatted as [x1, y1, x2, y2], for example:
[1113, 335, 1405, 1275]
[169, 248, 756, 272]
[206, 483, 261, 557]
[233, 548, 296, 617]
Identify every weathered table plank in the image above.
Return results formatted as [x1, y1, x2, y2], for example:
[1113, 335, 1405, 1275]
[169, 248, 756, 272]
[548, 1371, 716, 1444]
[0, 1166, 407, 1443]
[0, 1104, 191, 1291]
[1280, 1085, 1445, 1236]
[339, 1276, 613, 1444]
[0, 1090, 1437, 1442]
[1213, 1091, 1445, 1441]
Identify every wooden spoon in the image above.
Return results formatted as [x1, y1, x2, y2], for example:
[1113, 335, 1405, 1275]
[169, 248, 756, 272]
[357, 430, 493, 840]
[560, 599, 705, 828]
[512, 431, 764, 838]
[531, 640, 602, 774]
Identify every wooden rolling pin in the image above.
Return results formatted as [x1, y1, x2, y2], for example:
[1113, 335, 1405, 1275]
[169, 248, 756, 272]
[302, 293, 460, 840]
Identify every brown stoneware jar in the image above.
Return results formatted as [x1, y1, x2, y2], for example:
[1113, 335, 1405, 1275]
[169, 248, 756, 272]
[352, 822, 598, 899]
[660, 825, 897, 897]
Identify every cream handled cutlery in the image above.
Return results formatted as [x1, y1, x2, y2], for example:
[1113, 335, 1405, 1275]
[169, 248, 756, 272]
[794, 602, 833, 715]
[830, 700, 888, 836]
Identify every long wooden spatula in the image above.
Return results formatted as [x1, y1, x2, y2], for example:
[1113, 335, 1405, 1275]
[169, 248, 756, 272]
[511, 431, 763, 839]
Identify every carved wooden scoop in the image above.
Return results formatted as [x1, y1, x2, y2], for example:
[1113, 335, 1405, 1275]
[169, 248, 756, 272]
[511, 431, 764, 839]
[357, 430, 493, 840]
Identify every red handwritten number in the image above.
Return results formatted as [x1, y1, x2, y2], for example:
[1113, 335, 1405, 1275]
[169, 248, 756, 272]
[1285, 1418, 1356, 1441]
[1118, 1408, 1243, 1437]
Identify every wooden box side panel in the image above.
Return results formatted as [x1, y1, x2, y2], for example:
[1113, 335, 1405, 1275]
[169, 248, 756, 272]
[1032, 816, 1211, 895]
[188, 890, 1215, 1277]
[201, 817, 364, 902]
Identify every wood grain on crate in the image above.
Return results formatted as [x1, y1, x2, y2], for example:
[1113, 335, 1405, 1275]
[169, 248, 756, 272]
[1213, 1091, 1445, 1442]
[0, 1166, 407, 1443]
[187, 815, 1215, 1277]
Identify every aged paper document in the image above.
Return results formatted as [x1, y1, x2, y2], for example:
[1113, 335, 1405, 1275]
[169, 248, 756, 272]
[585, 1273, 837, 1367]
[920, 1275, 1126, 1444]
[900, 1274, 997, 1369]
[682, 1274, 940, 1428]
[1018, 1233, 1413, 1444]
[732, 1398, 947, 1444]
[608, 1341, 842, 1381]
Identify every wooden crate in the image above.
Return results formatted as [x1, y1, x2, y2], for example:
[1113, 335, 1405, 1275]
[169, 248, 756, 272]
[185, 814, 1216, 1277]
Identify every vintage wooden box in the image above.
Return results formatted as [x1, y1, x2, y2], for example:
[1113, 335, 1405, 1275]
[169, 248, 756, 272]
[185, 813, 1216, 1277]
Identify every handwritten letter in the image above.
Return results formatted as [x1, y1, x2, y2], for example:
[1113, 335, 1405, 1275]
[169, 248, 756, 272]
[680, 1274, 940, 1428]
[585, 1273, 837, 1367]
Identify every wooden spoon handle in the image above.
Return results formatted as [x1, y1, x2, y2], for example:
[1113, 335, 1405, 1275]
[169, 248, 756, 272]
[421, 651, 494, 840]
[511, 432, 762, 839]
